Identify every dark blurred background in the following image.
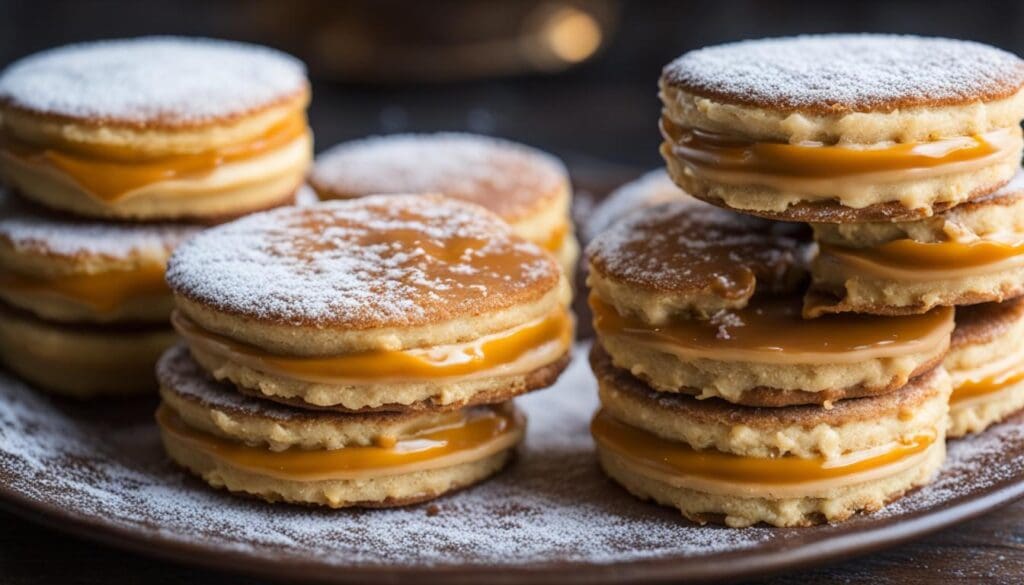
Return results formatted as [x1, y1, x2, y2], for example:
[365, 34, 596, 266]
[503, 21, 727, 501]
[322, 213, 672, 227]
[3, 0, 1024, 174]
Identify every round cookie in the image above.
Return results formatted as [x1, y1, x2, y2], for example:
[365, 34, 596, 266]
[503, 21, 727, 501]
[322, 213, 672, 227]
[944, 298, 1024, 437]
[0, 303, 175, 397]
[166, 194, 573, 412]
[586, 200, 954, 406]
[590, 346, 949, 527]
[0, 37, 312, 221]
[659, 34, 1024, 222]
[157, 345, 522, 508]
[807, 171, 1024, 316]
[0, 189, 199, 324]
[583, 169, 689, 241]
[309, 133, 578, 275]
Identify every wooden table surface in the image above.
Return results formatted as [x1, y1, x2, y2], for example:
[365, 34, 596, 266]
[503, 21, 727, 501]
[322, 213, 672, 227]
[1, 496, 1022, 584]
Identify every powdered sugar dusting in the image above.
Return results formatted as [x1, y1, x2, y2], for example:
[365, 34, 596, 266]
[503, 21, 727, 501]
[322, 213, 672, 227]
[586, 198, 810, 296]
[0, 189, 200, 261]
[166, 196, 559, 328]
[583, 169, 689, 241]
[1, 344, 1021, 576]
[664, 34, 1024, 112]
[311, 133, 568, 221]
[0, 37, 307, 125]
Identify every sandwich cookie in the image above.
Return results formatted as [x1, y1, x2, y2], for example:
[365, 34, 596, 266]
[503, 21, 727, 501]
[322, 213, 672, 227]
[944, 298, 1024, 437]
[310, 133, 578, 275]
[807, 170, 1024, 316]
[586, 199, 954, 406]
[583, 169, 688, 241]
[0, 190, 195, 395]
[590, 347, 950, 527]
[157, 345, 523, 507]
[660, 34, 1024, 222]
[0, 37, 312, 221]
[166, 194, 573, 412]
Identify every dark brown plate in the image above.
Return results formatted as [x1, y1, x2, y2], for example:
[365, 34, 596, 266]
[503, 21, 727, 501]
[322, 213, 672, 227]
[1, 344, 1023, 585]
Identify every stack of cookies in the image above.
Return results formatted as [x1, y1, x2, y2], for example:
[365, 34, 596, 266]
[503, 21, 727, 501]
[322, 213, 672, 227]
[310, 133, 578, 278]
[157, 194, 573, 507]
[0, 37, 313, 396]
[587, 33, 1024, 526]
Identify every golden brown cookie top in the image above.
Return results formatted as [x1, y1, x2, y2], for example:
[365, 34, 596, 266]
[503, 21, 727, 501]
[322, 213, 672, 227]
[662, 34, 1024, 114]
[586, 198, 810, 302]
[310, 133, 568, 222]
[166, 194, 561, 330]
[0, 37, 308, 128]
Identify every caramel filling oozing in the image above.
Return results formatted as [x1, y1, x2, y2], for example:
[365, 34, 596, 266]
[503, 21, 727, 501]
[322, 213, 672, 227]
[172, 307, 573, 383]
[541, 222, 569, 253]
[819, 238, 1024, 281]
[157, 402, 523, 481]
[590, 293, 953, 364]
[951, 356, 1024, 405]
[0, 112, 308, 202]
[0, 264, 168, 312]
[591, 409, 935, 485]
[661, 117, 1011, 179]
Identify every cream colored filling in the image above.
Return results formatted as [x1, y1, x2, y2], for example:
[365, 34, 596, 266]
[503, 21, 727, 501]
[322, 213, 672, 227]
[678, 128, 1022, 206]
[607, 439, 940, 499]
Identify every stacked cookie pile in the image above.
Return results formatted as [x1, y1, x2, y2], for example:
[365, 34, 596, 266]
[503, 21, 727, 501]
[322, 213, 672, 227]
[157, 195, 573, 507]
[587, 34, 1024, 526]
[310, 133, 579, 278]
[0, 37, 313, 396]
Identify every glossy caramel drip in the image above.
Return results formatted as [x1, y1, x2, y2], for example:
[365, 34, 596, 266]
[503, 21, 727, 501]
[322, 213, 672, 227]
[590, 293, 953, 361]
[0, 264, 168, 312]
[661, 117, 1006, 178]
[1, 112, 308, 201]
[952, 358, 1024, 405]
[821, 238, 1024, 272]
[157, 403, 522, 480]
[173, 307, 572, 381]
[591, 410, 935, 484]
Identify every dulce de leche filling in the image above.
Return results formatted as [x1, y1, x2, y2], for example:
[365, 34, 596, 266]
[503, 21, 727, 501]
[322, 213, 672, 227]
[661, 117, 1015, 180]
[590, 294, 953, 365]
[157, 402, 523, 481]
[951, 352, 1024, 406]
[172, 307, 573, 384]
[0, 263, 169, 313]
[592, 410, 936, 494]
[818, 238, 1024, 282]
[0, 112, 309, 202]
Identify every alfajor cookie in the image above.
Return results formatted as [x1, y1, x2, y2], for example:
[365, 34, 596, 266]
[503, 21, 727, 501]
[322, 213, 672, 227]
[166, 194, 573, 412]
[0, 189, 195, 396]
[0, 37, 312, 221]
[157, 345, 522, 507]
[590, 347, 949, 527]
[944, 298, 1024, 437]
[659, 34, 1024, 222]
[807, 170, 1024, 316]
[310, 133, 578, 275]
[586, 199, 954, 406]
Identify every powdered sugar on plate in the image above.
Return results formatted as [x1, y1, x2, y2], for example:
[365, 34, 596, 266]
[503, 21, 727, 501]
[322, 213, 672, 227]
[310, 133, 568, 221]
[663, 34, 1024, 112]
[1, 343, 1022, 579]
[0, 189, 200, 261]
[0, 37, 307, 125]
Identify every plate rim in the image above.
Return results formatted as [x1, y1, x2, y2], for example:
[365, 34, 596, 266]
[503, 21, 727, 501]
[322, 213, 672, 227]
[2, 442, 1024, 585]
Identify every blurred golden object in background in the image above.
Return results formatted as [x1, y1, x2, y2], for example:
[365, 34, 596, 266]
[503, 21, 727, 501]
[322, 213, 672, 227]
[251, 0, 618, 82]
